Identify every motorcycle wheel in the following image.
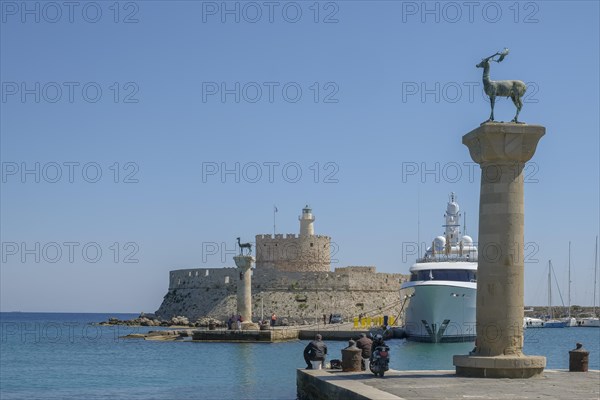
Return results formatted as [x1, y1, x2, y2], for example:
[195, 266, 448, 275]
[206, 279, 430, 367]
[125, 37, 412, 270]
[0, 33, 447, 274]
[378, 370, 385, 377]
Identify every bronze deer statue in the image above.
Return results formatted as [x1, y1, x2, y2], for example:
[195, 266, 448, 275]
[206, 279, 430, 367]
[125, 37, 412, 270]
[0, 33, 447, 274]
[476, 48, 527, 124]
[236, 237, 252, 256]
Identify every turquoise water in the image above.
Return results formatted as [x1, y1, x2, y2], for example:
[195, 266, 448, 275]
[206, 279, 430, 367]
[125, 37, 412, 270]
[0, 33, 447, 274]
[1, 313, 599, 399]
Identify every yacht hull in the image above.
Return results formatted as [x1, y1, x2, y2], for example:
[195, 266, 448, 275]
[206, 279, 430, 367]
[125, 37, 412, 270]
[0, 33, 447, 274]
[577, 318, 600, 327]
[401, 281, 476, 343]
[543, 320, 568, 328]
[524, 317, 545, 328]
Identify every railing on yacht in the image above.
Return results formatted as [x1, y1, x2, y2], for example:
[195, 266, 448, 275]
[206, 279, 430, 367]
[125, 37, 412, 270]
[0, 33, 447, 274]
[416, 254, 477, 263]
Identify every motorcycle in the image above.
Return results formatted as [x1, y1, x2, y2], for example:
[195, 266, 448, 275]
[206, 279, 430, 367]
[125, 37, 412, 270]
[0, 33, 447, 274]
[369, 344, 390, 377]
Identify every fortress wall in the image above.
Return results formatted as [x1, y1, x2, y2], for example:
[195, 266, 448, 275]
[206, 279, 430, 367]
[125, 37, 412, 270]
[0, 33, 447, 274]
[166, 267, 406, 295]
[331, 266, 406, 291]
[335, 266, 376, 274]
[253, 270, 351, 291]
[156, 266, 409, 321]
[169, 267, 238, 290]
[157, 267, 239, 320]
[249, 288, 404, 324]
[347, 271, 406, 291]
[255, 234, 330, 272]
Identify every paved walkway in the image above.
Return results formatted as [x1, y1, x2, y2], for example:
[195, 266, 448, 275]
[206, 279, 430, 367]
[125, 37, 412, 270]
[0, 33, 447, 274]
[298, 369, 600, 400]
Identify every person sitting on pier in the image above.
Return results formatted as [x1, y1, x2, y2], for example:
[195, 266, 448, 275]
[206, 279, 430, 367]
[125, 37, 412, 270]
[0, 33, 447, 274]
[303, 334, 328, 370]
[369, 333, 386, 364]
[356, 333, 372, 371]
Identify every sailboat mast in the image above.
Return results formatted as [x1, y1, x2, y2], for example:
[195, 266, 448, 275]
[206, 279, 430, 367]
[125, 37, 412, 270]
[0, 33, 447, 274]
[594, 236, 598, 316]
[548, 260, 552, 319]
[568, 242, 571, 318]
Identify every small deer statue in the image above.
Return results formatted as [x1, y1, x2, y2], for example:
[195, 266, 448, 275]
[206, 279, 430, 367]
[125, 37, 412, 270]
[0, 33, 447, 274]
[476, 48, 527, 124]
[236, 237, 252, 256]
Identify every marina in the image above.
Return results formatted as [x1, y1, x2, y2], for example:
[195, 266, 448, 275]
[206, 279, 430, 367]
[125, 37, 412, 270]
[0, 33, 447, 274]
[1, 312, 599, 400]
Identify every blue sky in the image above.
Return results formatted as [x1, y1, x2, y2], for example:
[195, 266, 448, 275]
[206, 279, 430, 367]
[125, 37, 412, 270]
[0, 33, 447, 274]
[1, 0, 599, 312]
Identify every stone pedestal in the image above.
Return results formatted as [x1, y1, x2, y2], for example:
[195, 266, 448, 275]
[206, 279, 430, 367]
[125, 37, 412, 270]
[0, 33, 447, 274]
[453, 123, 546, 378]
[241, 321, 260, 330]
[234, 255, 254, 324]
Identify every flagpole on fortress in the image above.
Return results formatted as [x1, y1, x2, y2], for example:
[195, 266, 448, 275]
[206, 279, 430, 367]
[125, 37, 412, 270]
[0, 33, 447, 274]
[273, 205, 278, 235]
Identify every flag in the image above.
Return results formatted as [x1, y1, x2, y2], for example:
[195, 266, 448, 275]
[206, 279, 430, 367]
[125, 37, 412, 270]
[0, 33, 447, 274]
[274, 205, 278, 212]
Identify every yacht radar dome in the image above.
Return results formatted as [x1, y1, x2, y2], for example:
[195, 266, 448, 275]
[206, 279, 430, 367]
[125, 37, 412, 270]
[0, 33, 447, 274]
[462, 235, 474, 244]
[434, 236, 446, 251]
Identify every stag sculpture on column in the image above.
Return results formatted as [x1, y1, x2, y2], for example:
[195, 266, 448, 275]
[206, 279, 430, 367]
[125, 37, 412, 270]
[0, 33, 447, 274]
[236, 237, 252, 256]
[476, 48, 527, 124]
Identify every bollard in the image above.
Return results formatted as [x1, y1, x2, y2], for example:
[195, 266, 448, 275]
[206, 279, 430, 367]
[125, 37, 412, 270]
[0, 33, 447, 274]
[341, 340, 362, 372]
[569, 342, 589, 372]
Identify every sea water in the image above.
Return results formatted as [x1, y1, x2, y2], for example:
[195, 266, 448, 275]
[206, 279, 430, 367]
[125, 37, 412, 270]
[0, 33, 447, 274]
[1, 313, 599, 399]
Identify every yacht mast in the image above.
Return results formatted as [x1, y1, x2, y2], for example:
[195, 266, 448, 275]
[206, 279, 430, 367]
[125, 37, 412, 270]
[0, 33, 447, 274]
[417, 185, 421, 256]
[443, 192, 461, 247]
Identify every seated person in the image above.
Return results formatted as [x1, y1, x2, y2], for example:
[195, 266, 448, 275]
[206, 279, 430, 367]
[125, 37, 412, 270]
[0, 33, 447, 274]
[303, 334, 328, 369]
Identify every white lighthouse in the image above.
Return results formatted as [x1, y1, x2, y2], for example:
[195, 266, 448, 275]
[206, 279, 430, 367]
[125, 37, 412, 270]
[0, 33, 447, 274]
[299, 205, 315, 236]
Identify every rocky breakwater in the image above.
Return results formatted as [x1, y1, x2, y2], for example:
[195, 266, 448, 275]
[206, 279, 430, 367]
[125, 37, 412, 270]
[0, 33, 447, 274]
[123, 329, 196, 341]
[98, 313, 225, 329]
[111, 315, 228, 341]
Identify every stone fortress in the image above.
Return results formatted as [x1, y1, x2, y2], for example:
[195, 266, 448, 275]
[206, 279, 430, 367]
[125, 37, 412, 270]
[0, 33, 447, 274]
[156, 206, 408, 324]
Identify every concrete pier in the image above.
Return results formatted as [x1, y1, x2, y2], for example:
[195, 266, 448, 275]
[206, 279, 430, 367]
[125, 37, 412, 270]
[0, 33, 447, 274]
[454, 123, 546, 378]
[127, 326, 384, 343]
[190, 327, 372, 343]
[192, 327, 298, 342]
[297, 369, 600, 400]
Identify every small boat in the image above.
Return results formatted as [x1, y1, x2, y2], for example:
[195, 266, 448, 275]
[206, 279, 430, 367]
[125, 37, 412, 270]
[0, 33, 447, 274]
[543, 319, 568, 328]
[577, 316, 600, 327]
[565, 317, 577, 327]
[523, 317, 545, 328]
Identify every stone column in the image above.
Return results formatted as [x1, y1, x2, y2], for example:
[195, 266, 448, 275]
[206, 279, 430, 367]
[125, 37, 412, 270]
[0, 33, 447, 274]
[234, 255, 254, 323]
[453, 123, 546, 378]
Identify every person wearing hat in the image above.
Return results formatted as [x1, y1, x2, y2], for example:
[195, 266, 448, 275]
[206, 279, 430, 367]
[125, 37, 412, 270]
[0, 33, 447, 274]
[303, 334, 328, 369]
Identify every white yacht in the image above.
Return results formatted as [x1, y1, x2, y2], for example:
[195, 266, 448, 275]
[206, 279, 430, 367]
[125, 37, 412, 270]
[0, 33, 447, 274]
[524, 317, 545, 328]
[577, 316, 600, 327]
[400, 193, 477, 343]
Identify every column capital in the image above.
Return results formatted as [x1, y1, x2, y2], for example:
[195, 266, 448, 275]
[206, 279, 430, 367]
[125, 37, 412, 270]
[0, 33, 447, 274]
[463, 123, 545, 165]
[234, 255, 255, 269]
